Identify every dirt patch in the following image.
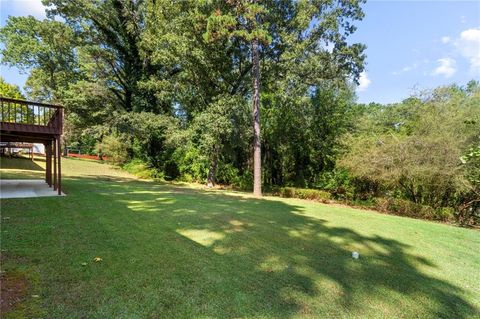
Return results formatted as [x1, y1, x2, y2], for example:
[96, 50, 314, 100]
[0, 271, 28, 313]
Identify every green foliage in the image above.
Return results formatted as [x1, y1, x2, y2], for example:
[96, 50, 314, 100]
[217, 162, 253, 189]
[45, 0, 165, 112]
[204, 1, 272, 44]
[260, 82, 358, 188]
[123, 159, 165, 180]
[108, 112, 180, 178]
[0, 16, 78, 101]
[0, 77, 38, 123]
[2, 1, 368, 196]
[374, 198, 454, 222]
[461, 145, 480, 189]
[0, 76, 24, 99]
[1, 1, 477, 225]
[279, 187, 331, 202]
[341, 83, 480, 225]
[458, 144, 480, 225]
[178, 95, 250, 185]
[314, 169, 354, 200]
[68, 134, 97, 156]
[171, 143, 209, 183]
[100, 134, 130, 165]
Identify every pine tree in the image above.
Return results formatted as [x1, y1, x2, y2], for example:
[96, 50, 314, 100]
[205, 0, 271, 196]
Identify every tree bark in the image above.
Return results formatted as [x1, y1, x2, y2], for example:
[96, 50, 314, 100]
[207, 145, 219, 188]
[252, 37, 262, 197]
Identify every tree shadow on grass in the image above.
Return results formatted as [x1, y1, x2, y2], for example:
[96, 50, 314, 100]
[0, 156, 44, 171]
[142, 193, 474, 318]
[9, 177, 477, 318]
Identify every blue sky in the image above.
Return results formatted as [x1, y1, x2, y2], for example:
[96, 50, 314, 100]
[350, 0, 480, 103]
[1, 0, 479, 104]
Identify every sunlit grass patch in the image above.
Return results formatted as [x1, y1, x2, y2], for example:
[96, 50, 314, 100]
[177, 229, 226, 247]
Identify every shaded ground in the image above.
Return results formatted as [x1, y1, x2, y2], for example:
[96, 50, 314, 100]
[0, 270, 28, 313]
[1, 157, 479, 318]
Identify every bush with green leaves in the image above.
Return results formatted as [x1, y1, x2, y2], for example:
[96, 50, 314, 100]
[171, 143, 209, 183]
[374, 198, 454, 222]
[279, 187, 331, 203]
[314, 169, 354, 200]
[123, 159, 165, 180]
[100, 134, 129, 165]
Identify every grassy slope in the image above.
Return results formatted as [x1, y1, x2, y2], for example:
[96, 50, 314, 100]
[1, 157, 479, 318]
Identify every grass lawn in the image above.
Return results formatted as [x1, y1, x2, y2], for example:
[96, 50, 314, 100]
[1, 156, 479, 318]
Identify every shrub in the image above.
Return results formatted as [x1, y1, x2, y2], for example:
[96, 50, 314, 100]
[315, 169, 354, 200]
[172, 145, 209, 183]
[279, 187, 331, 202]
[374, 198, 454, 222]
[100, 134, 129, 165]
[234, 170, 253, 191]
[123, 159, 164, 180]
[436, 207, 455, 221]
[216, 162, 240, 185]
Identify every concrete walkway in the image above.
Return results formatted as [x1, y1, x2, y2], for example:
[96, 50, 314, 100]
[0, 180, 64, 199]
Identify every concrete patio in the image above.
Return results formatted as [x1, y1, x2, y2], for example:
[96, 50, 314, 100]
[0, 180, 64, 199]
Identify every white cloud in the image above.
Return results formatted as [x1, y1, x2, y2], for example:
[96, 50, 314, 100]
[357, 72, 371, 92]
[432, 58, 457, 78]
[441, 36, 451, 44]
[456, 28, 480, 74]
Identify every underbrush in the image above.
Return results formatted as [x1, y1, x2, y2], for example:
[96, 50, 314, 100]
[278, 187, 331, 202]
[373, 198, 455, 222]
[274, 186, 460, 224]
[122, 159, 165, 180]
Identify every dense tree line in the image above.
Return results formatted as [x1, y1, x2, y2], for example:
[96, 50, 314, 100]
[0, 0, 366, 191]
[1, 1, 478, 224]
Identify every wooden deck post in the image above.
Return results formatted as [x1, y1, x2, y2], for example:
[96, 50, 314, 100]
[46, 141, 52, 187]
[53, 138, 57, 191]
[44, 143, 48, 184]
[57, 137, 62, 195]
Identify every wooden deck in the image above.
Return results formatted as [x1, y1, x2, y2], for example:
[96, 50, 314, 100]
[0, 97, 64, 195]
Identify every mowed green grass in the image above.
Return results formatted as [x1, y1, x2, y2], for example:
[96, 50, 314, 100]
[1, 157, 479, 318]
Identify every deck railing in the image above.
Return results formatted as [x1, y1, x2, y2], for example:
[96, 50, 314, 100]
[0, 97, 62, 127]
[0, 97, 63, 135]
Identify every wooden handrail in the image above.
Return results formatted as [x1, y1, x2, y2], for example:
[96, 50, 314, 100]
[0, 97, 63, 109]
[0, 97, 64, 129]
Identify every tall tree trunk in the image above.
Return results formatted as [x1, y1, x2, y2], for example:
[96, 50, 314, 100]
[252, 37, 262, 197]
[207, 145, 219, 188]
